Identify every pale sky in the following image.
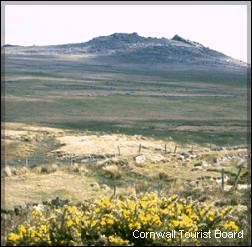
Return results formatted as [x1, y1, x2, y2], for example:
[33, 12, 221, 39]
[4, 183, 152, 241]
[3, 4, 248, 62]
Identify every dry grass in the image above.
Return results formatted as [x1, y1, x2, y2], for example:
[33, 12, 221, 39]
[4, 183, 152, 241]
[70, 163, 89, 175]
[3, 167, 12, 177]
[52, 133, 199, 163]
[2, 122, 249, 210]
[3, 166, 29, 177]
[3, 169, 111, 209]
[3, 122, 66, 162]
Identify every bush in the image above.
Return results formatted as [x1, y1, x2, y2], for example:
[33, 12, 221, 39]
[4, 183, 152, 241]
[102, 165, 121, 179]
[6, 193, 245, 246]
[40, 164, 58, 174]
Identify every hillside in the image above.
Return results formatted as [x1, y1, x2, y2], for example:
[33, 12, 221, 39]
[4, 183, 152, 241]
[3, 32, 247, 67]
[2, 33, 249, 146]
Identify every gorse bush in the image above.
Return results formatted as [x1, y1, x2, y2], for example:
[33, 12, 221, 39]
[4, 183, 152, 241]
[7, 193, 242, 246]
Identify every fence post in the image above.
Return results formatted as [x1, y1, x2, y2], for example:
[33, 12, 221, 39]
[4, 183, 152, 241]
[117, 146, 121, 156]
[174, 145, 177, 153]
[157, 180, 161, 197]
[138, 144, 142, 155]
[133, 183, 137, 198]
[233, 166, 243, 191]
[165, 144, 167, 154]
[113, 184, 116, 197]
[221, 168, 225, 190]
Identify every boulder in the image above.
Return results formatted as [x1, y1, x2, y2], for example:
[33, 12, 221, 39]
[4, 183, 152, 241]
[135, 155, 145, 164]
[191, 167, 203, 171]
[100, 184, 110, 191]
[178, 155, 185, 161]
[180, 152, 190, 159]
[194, 162, 202, 167]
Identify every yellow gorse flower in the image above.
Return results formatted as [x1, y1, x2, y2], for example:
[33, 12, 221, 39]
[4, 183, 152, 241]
[6, 193, 240, 246]
[67, 206, 78, 214]
[32, 209, 43, 218]
[108, 235, 131, 245]
[66, 219, 75, 228]
[8, 233, 20, 242]
[224, 221, 239, 231]
[208, 210, 216, 221]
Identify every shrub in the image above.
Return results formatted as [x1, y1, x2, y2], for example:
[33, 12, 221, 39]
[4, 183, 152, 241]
[102, 165, 121, 179]
[6, 193, 245, 246]
[40, 164, 58, 174]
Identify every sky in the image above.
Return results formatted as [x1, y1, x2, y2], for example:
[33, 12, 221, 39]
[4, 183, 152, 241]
[4, 4, 248, 62]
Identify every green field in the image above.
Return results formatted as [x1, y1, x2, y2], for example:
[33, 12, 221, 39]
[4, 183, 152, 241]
[3, 53, 248, 146]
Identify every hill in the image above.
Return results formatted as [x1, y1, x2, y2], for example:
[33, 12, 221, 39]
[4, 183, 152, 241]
[3, 32, 247, 67]
[2, 33, 249, 146]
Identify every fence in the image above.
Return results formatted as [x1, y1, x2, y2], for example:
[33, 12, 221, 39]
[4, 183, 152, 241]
[2, 142, 247, 195]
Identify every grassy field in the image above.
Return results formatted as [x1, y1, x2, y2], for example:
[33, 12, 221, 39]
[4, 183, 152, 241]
[2, 49, 250, 246]
[2, 123, 250, 246]
[2, 122, 250, 209]
[3, 53, 248, 146]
